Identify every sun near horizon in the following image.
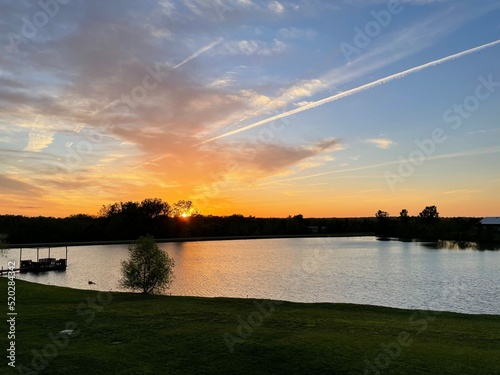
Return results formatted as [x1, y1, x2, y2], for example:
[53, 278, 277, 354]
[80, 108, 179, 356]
[1, 1, 499, 219]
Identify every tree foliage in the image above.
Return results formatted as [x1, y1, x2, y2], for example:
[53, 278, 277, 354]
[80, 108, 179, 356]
[375, 210, 389, 219]
[375, 210, 390, 236]
[172, 200, 198, 217]
[120, 235, 175, 294]
[100, 198, 171, 220]
[0, 200, 496, 245]
[419, 205, 439, 224]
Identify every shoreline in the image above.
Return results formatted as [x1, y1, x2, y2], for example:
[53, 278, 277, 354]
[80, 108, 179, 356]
[10, 278, 500, 317]
[5, 233, 499, 250]
[5, 232, 376, 248]
[2, 278, 499, 374]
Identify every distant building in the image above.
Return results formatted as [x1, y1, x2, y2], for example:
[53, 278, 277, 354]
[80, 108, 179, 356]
[307, 226, 326, 234]
[479, 217, 500, 231]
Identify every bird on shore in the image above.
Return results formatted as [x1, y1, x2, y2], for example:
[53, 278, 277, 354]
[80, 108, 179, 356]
[88, 280, 96, 285]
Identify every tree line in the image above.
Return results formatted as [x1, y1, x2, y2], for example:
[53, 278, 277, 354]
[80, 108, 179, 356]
[0, 199, 497, 245]
[374, 205, 497, 243]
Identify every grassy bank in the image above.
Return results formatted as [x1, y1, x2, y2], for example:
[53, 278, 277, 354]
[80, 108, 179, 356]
[3, 279, 499, 374]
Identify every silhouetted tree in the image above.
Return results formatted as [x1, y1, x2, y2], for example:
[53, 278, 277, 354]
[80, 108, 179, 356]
[375, 210, 389, 219]
[375, 210, 390, 237]
[172, 200, 198, 217]
[140, 198, 171, 219]
[419, 206, 439, 224]
[398, 209, 411, 239]
[414, 205, 440, 240]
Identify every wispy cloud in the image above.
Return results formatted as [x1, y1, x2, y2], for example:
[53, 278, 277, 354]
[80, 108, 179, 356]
[200, 39, 500, 144]
[220, 39, 287, 56]
[268, 1, 285, 14]
[442, 189, 482, 195]
[365, 138, 395, 149]
[261, 145, 500, 186]
[0, 0, 498, 216]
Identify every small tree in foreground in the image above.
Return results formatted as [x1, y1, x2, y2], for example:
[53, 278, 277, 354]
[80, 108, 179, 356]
[120, 235, 175, 294]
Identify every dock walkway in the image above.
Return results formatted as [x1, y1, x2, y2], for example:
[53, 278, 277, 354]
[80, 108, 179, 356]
[0, 245, 68, 274]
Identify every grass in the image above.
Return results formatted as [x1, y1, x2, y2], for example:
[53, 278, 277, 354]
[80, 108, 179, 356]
[3, 278, 500, 374]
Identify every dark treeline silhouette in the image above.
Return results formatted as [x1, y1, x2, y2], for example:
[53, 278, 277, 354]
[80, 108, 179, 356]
[375, 205, 498, 244]
[0, 200, 497, 245]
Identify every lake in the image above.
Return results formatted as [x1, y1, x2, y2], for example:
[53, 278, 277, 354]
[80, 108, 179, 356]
[3, 237, 499, 314]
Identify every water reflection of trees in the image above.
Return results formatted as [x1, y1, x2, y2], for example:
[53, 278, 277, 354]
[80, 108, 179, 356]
[430, 240, 500, 251]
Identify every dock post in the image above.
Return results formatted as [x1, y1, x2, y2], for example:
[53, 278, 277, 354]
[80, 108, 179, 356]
[37, 248, 39, 262]
[19, 248, 22, 265]
[66, 246, 68, 262]
[48, 246, 51, 259]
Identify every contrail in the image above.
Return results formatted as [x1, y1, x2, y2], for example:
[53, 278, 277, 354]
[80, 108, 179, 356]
[131, 153, 171, 170]
[200, 39, 500, 144]
[259, 145, 500, 186]
[92, 38, 223, 117]
[170, 38, 222, 70]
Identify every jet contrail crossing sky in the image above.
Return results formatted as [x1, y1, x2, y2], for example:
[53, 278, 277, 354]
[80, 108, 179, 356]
[200, 39, 500, 144]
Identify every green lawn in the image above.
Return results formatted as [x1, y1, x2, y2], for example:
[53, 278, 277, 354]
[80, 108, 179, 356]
[2, 278, 499, 374]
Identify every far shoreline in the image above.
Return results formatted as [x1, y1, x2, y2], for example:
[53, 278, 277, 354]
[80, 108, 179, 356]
[4, 233, 499, 250]
[5, 232, 376, 249]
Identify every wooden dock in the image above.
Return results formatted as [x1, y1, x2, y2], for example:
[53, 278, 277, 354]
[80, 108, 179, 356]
[0, 246, 68, 275]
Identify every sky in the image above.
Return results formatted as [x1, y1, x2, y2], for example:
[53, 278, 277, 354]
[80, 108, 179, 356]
[0, 0, 499, 218]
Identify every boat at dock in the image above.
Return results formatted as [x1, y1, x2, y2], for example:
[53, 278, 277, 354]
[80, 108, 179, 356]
[19, 258, 67, 273]
[0, 245, 68, 274]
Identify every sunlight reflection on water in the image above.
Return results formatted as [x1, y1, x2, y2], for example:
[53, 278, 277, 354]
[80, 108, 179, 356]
[4, 237, 499, 314]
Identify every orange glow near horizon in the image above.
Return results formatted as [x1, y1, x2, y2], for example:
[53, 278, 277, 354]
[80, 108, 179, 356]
[2, 183, 498, 219]
[1, 2, 499, 219]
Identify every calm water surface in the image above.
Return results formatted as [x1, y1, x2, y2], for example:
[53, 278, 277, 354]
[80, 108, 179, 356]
[3, 237, 499, 314]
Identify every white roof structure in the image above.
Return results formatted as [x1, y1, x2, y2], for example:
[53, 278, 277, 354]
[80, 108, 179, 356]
[480, 217, 500, 225]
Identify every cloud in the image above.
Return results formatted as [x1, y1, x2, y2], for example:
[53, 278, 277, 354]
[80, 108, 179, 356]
[442, 189, 482, 195]
[268, 1, 285, 14]
[248, 138, 340, 173]
[0, 0, 497, 216]
[200, 38, 500, 143]
[220, 39, 287, 56]
[0, 175, 43, 197]
[365, 138, 395, 149]
[264, 145, 500, 186]
[24, 129, 55, 152]
[199, 3, 500, 145]
[279, 27, 316, 39]
[345, 0, 450, 4]
[279, 79, 328, 102]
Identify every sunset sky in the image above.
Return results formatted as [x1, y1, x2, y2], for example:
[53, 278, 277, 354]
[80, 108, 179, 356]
[1, 0, 499, 218]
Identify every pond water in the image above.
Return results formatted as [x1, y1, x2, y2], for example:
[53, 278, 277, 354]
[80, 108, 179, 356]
[3, 237, 499, 314]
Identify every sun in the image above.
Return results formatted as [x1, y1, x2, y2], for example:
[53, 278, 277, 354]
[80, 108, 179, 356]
[181, 212, 189, 218]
